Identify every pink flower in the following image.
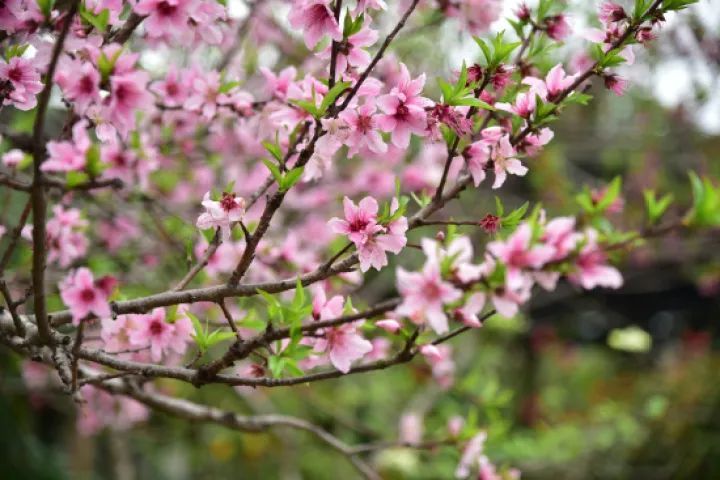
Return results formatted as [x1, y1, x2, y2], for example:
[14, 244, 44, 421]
[56, 59, 100, 114]
[376, 319, 401, 333]
[443, 0, 502, 35]
[569, 229, 623, 289]
[399, 412, 424, 444]
[377, 63, 433, 148]
[428, 104, 473, 137]
[260, 66, 297, 100]
[495, 91, 536, 118]
[317, 321, 373, 373]
[542, 216, 580, 260]
[2, 148, 25, 168]
[107, 71, 152, 138]
[288, 0, 342, 49]
[338, 101, 387, 155]
[312, 288, 343, 320]
[455, 431, 487, 478]
[133, 0, 193, 39]
[196, 191, 246, 239]
[129, 308, 190, 361]
[328, 196, 383, 246]
[489, 282, 531, 319]
[101, 314, 141, 354]
[454, 293, 486, 327]
[45, 206, 89, 267]
[0, 56, 43, 110]
[98, 216, 140, 252]
[487, 223, 555, 286]
[188, 0, 226, 44]
[519, 127, 554, 156]
[480, 127, 528, 189]
[41, 121, 91, 173]
[183, 71, 245, 119]
[523, 63, 577, 102]
[396, 261, 462, 334]
[59, 268, 116, 325]
[479, 214, 501, 234]
[151, 67, 189, 107]
[419, 344, 443, 362]
[585, 25, 635, 65]
[463, 141, 490, 187]
[77, 385, 148, 436]
[544, 14, 571, 41]
[328, 196, 407, 272]
[319, 20, 378, 73]
[599, 2, 627, 25]
[604, 74, 629, 96]
[354, 0, 386, 13]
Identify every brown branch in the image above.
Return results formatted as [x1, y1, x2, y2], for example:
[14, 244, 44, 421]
[338, 0, 421, 112]
[0, 279, 26, 337]
[30, 0, 80, 345]
[328, 0, 343, 89]
[0, 198, 32, 275]
[93, 377, 380, 479]
[105, 12, 145, 45]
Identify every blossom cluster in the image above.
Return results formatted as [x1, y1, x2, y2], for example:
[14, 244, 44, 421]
[395, 213, 623, 334]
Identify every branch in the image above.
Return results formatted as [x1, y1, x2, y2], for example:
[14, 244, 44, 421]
[30, 0, 80, 345]
[328, 0, 343, 89]
[338, 0, 421, 112]
[86, 374, 380, 479]
[0, 198, 32, 276]
[105, 13, 145, 45]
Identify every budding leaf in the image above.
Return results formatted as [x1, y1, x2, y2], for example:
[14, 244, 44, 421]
[319, 80, 351, 114]
[280, 166, 305, 191]
[262, 140, 283, 162]
[685, 172, 720, 227]
[643, 189, 673, 225]
[261, 158, 283, 185]
[661, 0, 698, 12]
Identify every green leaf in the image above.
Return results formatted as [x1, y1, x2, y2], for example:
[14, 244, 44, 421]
[661, 0, 697, 12]
[280, 166, 305, 191]
[66, 171, 90, 188]
[218, 80, 241, 94]
[290, 98, 321, 118]
[502, 201, 529, 229]
[262, 140, 283, 162]
[565, 92, 593, 106]
[37, 0, 55, 18]
[80, 8, 110, 33]
[595, 176, 622, 212]
[685, 172, 720, 227]
[261, 158, 283, 185]
[85, 144, 104, 177]
[206, 330, 236, 348]
[451, 97, 495, 110]
[319, 80, 351, 114]
[187, 311, 208, 352]
[473, 37, 493, 67]
[268, 356, 286, 378]
[643, 189, 673, 225]
[494, 196, 505, 216]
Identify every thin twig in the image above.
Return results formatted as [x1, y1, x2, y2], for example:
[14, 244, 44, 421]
[30, 0, 80, 345]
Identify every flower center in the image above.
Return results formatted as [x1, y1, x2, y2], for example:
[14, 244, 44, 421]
[220, 192, 238, 212]
[395, 103, 409, 118]
[157, 1, 178, 17]
[80, 288, 96, 303]
[7, 66, 23, 83]
[149, 320, 164, 335]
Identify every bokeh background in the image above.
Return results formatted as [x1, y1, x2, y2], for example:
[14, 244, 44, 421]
[1, 0, 720, 479]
